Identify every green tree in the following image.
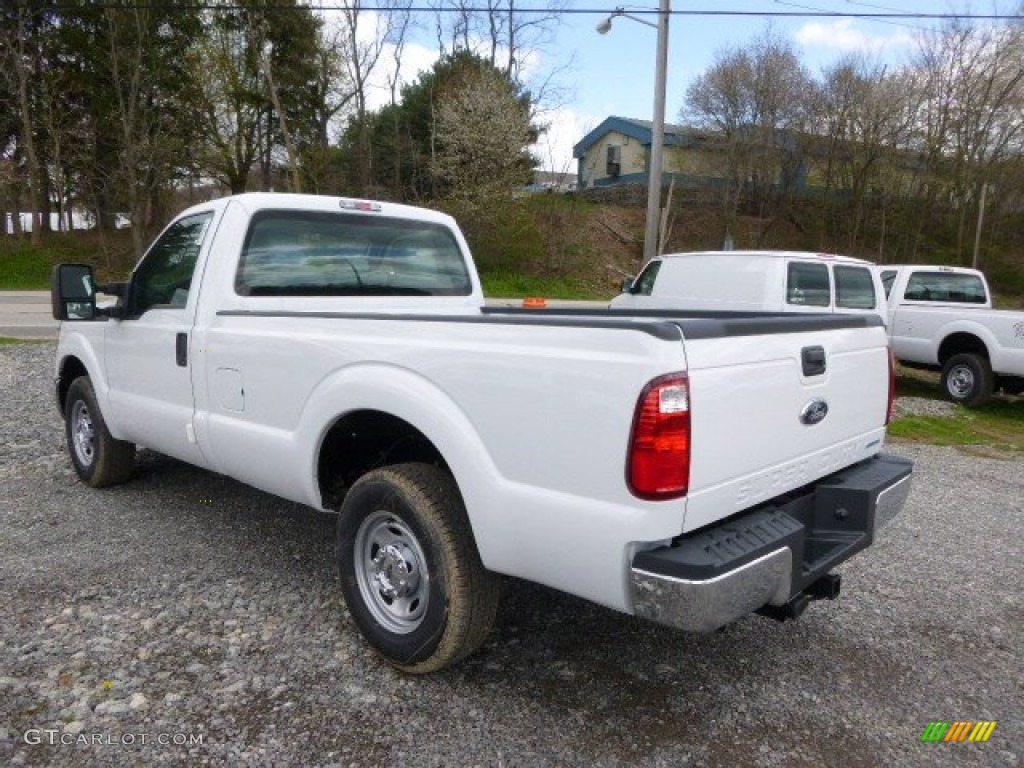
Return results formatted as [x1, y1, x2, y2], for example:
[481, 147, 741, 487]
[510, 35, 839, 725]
[345, 51, 537, 202]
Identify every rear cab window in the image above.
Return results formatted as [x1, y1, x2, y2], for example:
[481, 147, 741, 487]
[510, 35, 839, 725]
[903, 271, 987, 304]
[786, 262, 831, 307]
[235, 210, 472, 297]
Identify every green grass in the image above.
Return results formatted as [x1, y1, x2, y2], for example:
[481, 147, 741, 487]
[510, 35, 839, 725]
[888, 405, 1024, 451]
[0, 232, 136, 290]
[0, 337, 51, 344]
[0, 245, 55, 289]
[481, 271, 612, 301]
[889, 367, 1024, 451]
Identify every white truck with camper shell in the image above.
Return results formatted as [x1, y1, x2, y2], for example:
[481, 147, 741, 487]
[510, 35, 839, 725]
[50, 193, 912, 673]
[876, 264, 1024, 406]
[611, 250, 887, 322]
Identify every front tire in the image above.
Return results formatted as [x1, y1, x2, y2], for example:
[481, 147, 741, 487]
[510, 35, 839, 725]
[64, 376, 136, 487]
[941, 353, 994, 408]
[337, 463, 499, 673]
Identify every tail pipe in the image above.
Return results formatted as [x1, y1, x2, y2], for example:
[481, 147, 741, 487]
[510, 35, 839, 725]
[757, 573, 842, 623]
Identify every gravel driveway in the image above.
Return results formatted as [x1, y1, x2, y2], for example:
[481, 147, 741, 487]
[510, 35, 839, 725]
[1, 342, 1020, 767]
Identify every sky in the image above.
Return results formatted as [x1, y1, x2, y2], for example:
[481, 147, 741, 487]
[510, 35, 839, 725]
[346, 1, 1022, 172]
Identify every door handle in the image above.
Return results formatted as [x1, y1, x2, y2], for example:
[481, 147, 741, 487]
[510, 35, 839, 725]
[176, 332, 188, 367]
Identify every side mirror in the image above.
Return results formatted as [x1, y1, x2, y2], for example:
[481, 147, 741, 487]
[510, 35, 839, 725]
[620, 277, 635, 294]
[51, 264, 97, 320]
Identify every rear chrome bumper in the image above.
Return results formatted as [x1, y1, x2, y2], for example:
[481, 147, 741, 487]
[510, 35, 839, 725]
[629, 454, 913, 633]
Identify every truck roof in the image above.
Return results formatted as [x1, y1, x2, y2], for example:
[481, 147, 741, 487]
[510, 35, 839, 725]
[876, 264, 985, 277]
[178, 192, 458, 228]
[659, 250, 873, 266]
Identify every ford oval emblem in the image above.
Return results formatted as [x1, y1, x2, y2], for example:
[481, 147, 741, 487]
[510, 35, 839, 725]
[800, 399, 829, 426]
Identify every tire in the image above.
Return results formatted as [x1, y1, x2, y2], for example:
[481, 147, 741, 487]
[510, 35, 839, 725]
[940, 353, 994, 408]
[337, 463, 499, 674]
[64, 376, 136, 487]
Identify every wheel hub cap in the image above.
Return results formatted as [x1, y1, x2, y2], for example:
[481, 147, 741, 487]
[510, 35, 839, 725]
[72, 402, 95, 465]
[353, 511, 430, 634]
[950, 366, 974, 397]
[372, 543, 420, 598]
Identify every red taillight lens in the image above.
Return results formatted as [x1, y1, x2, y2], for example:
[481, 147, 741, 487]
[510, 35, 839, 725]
[886, 347, 896, 426]
[627, 373, 690, 500]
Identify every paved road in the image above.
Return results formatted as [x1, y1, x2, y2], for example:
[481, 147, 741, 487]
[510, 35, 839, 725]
[0, 291, 55, 339]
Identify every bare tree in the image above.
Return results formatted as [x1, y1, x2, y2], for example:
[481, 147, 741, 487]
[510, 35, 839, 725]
[248, 16, 302, 192]
[1, 5, 43, 242]
[816, 56, 915, 251]
[684, 28, 814, 241]
[188, 12, 263, 193]
[337, 0, 406, 192]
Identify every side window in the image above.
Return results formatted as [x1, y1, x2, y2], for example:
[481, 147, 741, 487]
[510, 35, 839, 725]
[879, 269, 897, 298]
[131, 213, 213, 315]
[834, 266, 877, 309]
[786, 262, 830, 307]
[632, 260, 662, 296]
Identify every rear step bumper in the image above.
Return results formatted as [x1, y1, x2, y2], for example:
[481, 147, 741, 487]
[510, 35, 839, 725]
[629, 454, 913, 632]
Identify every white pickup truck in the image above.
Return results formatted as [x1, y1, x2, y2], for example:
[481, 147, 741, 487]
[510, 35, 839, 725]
[51, 193, 912, 673]
[877, 265, 1024, 406]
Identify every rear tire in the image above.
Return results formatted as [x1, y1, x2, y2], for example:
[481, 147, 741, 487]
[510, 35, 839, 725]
[941, 353, 994, 408]
[336, 463, 499, 673]
[64, 376, 135, 487]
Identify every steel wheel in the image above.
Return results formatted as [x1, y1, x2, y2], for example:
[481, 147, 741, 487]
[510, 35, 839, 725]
[354, 510, 430, 634]
[941, 352, 994, 408]
[71, 400, 96, 467]
[337, 463, 500, 672]
[946, 363, 974, 399]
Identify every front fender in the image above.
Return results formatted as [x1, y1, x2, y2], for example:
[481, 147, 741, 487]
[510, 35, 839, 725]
[55, 326, 114, 423]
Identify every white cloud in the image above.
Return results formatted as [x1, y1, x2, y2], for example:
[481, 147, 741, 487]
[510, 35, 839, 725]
[533, 108, 597, 173]
[363, 41, 439, 112]
[795, 19, 913, 53]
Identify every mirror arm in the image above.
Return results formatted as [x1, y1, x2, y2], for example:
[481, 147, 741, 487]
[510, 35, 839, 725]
[97, 281, 128, 298]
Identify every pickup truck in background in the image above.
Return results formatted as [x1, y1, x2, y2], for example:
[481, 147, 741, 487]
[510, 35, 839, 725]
[876, 265, 1024, 406]
[612, 250, 886, 322]
[50, 193, 912, 673]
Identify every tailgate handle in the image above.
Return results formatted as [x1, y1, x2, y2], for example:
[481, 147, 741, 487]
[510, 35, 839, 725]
[802, 346, 826, 377]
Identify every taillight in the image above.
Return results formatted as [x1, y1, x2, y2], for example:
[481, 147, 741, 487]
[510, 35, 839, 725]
[886, 347, 896, 425]
[627, 373, 690, 500]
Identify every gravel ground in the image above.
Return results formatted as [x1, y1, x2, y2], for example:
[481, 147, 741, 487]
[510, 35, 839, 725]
[1, 342, 1021, 767]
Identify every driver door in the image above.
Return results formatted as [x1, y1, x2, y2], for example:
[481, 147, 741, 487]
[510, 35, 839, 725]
[105, 212, 214, 466]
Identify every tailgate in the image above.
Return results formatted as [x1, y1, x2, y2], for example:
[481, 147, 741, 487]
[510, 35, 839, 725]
[680, 320, 891, 533]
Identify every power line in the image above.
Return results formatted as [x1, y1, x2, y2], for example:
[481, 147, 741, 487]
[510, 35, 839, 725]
[775, 0, 929, 32]
[14, 3, 1024, 19]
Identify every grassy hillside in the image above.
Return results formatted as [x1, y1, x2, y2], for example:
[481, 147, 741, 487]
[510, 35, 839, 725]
[0, 231, 138, 290]
[2, 194, 1020, 300]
